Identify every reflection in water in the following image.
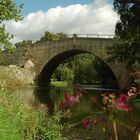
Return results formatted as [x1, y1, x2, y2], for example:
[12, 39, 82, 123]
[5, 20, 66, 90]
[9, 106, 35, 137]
[17, 85, 118, 114]
[17, 86, 140, 140]
[17, 86, 54, 114]
[16, 87, 39, 105]
[33, 87, 54, 114]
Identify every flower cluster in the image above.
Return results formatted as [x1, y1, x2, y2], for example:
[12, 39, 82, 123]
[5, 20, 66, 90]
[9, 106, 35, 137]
[58, 86, 139, 130]
[113, 86, 138, 112]
[102, 88, 138, 112]
[102, 93, 115, 107]
[127, 87, 137, 97]
[59, 93, 80, 109]
[114, 94, 131, 112]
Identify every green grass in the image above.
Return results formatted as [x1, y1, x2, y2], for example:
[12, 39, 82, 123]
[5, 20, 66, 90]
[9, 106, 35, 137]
[51, 81, 68, 87]
[0, 87, 68, 140]
[0, 88, 47, 140]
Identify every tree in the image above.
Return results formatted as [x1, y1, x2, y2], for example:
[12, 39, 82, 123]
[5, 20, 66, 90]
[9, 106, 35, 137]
[108, 0, 140, 68]
[52, 53, 118, 87]
[15, 40, 32, 48]
[37, 31, 67, 42]
[0, 0, 23, 48]
[72, 54, 99, 84]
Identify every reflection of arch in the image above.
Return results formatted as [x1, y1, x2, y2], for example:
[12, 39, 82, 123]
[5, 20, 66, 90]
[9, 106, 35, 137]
[37, 50, 119, 89]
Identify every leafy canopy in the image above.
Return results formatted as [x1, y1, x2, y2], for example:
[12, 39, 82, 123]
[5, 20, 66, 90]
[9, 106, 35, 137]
[114, 0, 140, 40]
[108, 0, 140, 67]
[0, 0, 23, 48]
[37, 31, 67, 42]
[15, 40, 32, 48]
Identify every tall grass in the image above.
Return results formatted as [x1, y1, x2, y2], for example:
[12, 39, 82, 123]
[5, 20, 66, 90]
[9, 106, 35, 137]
[0, 87, 68, 140]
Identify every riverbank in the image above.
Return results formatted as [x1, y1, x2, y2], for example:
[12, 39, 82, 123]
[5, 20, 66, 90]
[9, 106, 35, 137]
[51, 81, 68, 87]
[0, 87, 67, 140]
[0, 87, 46, 139]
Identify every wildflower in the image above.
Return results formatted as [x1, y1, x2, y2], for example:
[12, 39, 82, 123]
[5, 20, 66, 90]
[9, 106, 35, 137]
[58, 93, 80, 109]
[114, 94, 131, 112]
[82, 118, 93, 129]
[119, 94, 128, 102]
[127, 87, 137, 97]
[64, 93, 76, 107]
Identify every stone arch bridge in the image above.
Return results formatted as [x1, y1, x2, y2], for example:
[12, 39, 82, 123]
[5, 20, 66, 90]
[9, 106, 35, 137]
[24, 34, 128, 90]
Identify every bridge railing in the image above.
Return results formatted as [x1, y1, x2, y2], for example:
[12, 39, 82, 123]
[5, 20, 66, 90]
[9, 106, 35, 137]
[67, 34, 115, 38]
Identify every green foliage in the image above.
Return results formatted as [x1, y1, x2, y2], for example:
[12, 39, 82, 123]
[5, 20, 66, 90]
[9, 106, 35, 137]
[0, 25, 13, 48]
[51, 81, 68, 87]
[52, 54, 118, 87]
[0, 88, 46, 140]
[73, 54, 99, 84]
[37, 31, 67, 42]
[0, 0, 23, 21]
[45, 110, 67, 140]
[114, 0, 140, 40]
[0, 50, 8, 65]
[52, 64, 74, 83]
[129, 61, 140, 88]
[52, 54, 98, 84]
[108, 0, 140, 67]
[108, 40, 140, 66]
[0, 0, 23, 48]
[15, 40, 32, 48]
[0, 87, 68, 140]
[129, 92, 140, 106]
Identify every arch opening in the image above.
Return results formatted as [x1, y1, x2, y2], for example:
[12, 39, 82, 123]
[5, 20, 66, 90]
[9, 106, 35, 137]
[37, 49, 120, 89]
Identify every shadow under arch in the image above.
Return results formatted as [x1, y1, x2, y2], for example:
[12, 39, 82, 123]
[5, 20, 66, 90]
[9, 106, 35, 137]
[34, 49, 120, 113]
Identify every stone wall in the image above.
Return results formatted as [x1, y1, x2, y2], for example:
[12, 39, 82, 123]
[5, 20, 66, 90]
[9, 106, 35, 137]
[0, 65, 35, 87]
[0, 46, 30, 66]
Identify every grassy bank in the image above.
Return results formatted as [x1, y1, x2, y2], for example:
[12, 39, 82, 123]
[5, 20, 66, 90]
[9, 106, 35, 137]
[0, 87, 67, 140]
[51, 81, 68, 87]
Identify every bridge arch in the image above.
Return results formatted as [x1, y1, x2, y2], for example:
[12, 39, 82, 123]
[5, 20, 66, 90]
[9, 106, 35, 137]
[29, 37, 129, 90]
[37, 50, 86, 85]
[36, 49, 119, 89]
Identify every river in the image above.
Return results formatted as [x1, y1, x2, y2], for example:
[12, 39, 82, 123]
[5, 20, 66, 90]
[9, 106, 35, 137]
[17, 85, 139, 140]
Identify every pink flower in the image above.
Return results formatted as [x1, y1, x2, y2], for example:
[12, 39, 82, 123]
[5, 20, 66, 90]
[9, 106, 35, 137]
[119, 94, 128, 102]
[64, 93, 76, 107]
[58, 93, 80, 109]
[127, 87, 137, 97]
[128, 91, 135, 97]
[82, 118, 93, 129]
[114, 94, 131, 112]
